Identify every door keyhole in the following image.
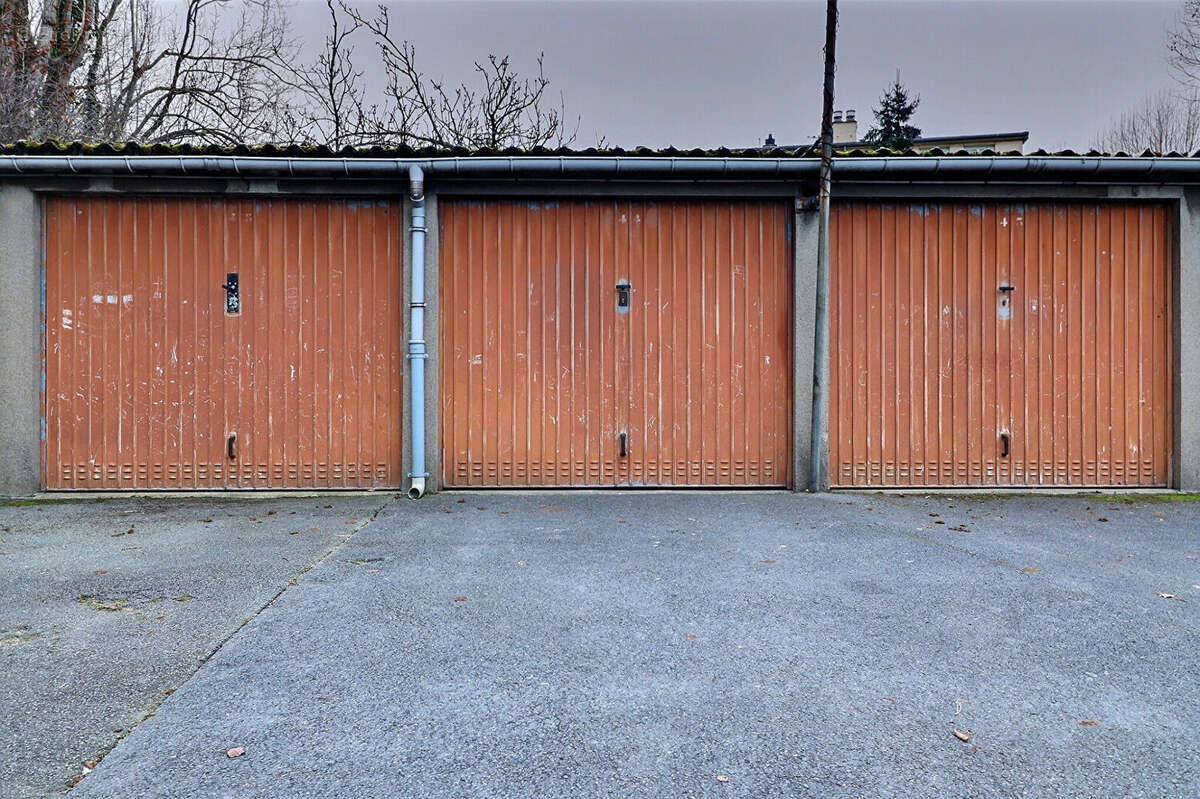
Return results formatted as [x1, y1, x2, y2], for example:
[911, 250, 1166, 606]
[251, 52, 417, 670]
[998, 282, 1015, 318]
[615, 282, 631, 311]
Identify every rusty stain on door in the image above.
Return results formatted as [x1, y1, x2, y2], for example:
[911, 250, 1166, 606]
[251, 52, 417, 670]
[439, 199, 792, 487]
[43, 196, 404, 489]
[829, 201, 1172, 487]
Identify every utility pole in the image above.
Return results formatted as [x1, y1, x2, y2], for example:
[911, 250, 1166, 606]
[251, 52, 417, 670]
[809, 0, 837, 492]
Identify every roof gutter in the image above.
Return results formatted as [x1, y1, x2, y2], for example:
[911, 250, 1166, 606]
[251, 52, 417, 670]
[4, 154, 1200, 182]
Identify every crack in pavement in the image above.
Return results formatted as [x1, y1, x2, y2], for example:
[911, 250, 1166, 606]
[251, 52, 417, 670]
[66, 493, 400, 793]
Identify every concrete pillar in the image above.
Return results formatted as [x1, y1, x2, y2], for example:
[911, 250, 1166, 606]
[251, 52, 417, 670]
[792, 199, 820, 490]
[422, 193, 440, 493]
[1178, 192, 1200, 491]
[0, 186, 41, 496]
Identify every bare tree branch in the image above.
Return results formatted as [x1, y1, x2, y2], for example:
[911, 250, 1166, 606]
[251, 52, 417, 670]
[1094, 89, 1200, 154]
[1, 0, 591, 148]
[344, 2, 578, 149]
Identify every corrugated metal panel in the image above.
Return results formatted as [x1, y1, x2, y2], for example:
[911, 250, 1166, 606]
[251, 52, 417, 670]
[829, 201, 1172, 488]
[439, 199, 791, 487]
[43, 197, 403, 490]
[622, 201, 792, 486]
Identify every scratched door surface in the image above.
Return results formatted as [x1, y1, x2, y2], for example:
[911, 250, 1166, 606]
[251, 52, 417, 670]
[439, 199, 792, 488]
[43, 197, 403, 490]
[829, 201, 1172, 488]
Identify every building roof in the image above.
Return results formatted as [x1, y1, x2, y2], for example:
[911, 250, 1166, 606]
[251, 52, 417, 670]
[8, 140, 1200, 185]
[764, 131, 1031, 151]
[0, 136, 1143, 160]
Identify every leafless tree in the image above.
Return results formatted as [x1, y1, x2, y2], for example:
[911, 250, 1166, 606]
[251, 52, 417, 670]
[1094, 89, 1200, 154]
[1091, 2, 1200, 154]
[343, 2, 578, 149]
[1, 0, 588, 148]
[1169, 0, 1200, 86]
[2, 0, 300, 143]
[84, 0, 298, 144]
[275, 0, 386, 148]
[0, 0, 98, 141]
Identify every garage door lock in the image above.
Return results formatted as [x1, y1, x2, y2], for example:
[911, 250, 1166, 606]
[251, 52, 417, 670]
[616, 282, 631, 310]
[222, 273, 240, 315]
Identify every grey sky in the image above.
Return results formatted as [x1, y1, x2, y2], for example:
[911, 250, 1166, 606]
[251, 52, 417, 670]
[291, 0, 1181, 151]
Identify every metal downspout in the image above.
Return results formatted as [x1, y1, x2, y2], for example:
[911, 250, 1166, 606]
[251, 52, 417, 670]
[407, 165, 428, 498]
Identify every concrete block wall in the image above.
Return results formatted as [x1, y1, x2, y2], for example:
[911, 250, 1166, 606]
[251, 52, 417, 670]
[1177, 190, 1200, 491]
[0, 186, 41, 496]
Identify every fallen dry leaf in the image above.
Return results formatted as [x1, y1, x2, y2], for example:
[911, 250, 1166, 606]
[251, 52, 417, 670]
[685, 633, 696, 640]
[454, 595, 468, 602]
[226, 747, 245, 758]
[1079, 719, 1099, 727]
[83, 760, 98, 769]
[67, 775, 84, 787]
[1097, 517, 1109, 523]
[93, 569, 107, 575]
[1020, 567, 1040, 574]
[952, 729, 970, 742]
[1158, 592, 1185, 601]
[715, 775, 729, 783]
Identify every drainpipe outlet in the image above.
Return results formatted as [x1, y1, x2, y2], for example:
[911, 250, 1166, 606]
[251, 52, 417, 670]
[407, 476, 426, 500]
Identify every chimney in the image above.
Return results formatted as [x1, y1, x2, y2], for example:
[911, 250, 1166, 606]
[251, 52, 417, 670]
[764, 133, 776, 147]
[833, 108, 858, 145]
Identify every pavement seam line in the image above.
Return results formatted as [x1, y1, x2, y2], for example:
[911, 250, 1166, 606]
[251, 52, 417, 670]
[67, 494, 399, 793]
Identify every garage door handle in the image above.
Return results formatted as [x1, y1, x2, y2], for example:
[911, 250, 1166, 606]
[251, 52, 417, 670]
[1000, 433, 1010, 458]
[619, 431, 628, 458]
[228, 433, 237, 460]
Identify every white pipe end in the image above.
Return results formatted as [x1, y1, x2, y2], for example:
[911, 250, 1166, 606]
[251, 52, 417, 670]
[407, 476, 427, 500]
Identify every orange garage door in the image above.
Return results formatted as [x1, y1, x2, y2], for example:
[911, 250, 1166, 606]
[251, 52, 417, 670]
[830, 201, 1172, 487]
[44, 197, 404, 489]
[440, 199, 792, 487]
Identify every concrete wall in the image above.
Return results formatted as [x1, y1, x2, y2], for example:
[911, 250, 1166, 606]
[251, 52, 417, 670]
[1178, 190, 1200, 491]
[0, 186, 40, 496]
[423, 193, 440, 493]
[792, 201, 820, 490]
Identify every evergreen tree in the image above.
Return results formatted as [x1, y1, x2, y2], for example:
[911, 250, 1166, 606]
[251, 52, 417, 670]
[863, 73, 922, 150]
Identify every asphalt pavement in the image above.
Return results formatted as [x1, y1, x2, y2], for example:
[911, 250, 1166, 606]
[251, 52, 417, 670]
[0, 493, 393, 798]
[50, 491, 1200, 799]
